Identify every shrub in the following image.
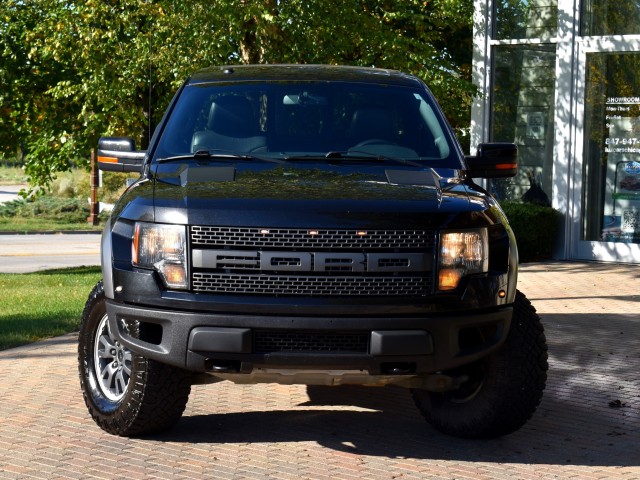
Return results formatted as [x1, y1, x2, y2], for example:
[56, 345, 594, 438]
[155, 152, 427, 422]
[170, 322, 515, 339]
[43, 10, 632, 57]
[0, 196, 90, 223]
[50, 169, 87, 198]
[100, 171, 137, 203]
[500, 201, 560, 263]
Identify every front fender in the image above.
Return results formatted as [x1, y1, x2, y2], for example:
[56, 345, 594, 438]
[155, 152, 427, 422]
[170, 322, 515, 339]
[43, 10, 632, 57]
[100, 217, 114, 299]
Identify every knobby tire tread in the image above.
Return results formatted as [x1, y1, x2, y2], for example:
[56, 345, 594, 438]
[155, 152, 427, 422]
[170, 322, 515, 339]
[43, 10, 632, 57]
[78, 281, 192, 436]
[412, 289, 548, 438]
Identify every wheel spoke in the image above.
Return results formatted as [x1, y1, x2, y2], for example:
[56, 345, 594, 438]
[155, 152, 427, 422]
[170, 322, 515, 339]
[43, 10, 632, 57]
[115, 372, 127, 396]
[97, 335, 115, 359]
[99, 362, 116, 386]
[93, 314, 133, 402]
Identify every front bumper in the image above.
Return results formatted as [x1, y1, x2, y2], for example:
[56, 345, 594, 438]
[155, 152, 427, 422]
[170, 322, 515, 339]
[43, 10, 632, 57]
[106, 300, 512, 376]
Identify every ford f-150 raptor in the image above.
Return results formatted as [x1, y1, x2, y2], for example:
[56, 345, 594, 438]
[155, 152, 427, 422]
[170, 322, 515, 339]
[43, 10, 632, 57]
[78, 64, 548, 438]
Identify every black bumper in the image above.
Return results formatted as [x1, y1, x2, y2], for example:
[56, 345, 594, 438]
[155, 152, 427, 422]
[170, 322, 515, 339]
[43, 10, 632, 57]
[106, 300, 512, 375]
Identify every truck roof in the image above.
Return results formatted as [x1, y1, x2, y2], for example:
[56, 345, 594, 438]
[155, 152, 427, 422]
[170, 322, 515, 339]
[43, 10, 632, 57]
[187, 64, 424, 88]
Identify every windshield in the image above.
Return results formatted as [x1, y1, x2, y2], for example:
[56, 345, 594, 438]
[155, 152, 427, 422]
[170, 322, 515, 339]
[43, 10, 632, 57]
[154, 81, 460, 167]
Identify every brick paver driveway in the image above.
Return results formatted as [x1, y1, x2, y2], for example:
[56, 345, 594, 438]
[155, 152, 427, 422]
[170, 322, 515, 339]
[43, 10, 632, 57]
[1, 261, 638, 479]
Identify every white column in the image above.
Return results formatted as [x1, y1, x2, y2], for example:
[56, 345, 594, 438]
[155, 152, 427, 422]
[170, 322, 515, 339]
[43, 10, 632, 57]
[470, 0, 492, 154]
[553, 0, 580, 258]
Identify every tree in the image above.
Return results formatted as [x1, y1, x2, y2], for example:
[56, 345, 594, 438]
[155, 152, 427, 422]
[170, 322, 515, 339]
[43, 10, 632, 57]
[0, 0, 474, 188]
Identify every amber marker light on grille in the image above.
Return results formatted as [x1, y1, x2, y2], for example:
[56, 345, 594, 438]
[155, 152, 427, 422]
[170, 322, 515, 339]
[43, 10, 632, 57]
[356, 231, 368, 236]
[260, 229, 270, 235]
[308, 230, 319, 235]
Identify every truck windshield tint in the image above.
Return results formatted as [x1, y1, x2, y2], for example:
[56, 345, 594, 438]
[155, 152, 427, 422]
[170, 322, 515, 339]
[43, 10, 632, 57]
[154, 82, 460, 167]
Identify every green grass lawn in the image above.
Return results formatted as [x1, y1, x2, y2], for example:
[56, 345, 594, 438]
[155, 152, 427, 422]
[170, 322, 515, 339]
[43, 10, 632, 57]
[0, 266, 102, 350]
[0, 216, 104, 232]
[0, 164, 130, 232]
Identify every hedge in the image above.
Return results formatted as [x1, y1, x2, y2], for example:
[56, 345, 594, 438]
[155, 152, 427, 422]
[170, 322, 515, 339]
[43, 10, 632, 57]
[500, 201, 560, 263]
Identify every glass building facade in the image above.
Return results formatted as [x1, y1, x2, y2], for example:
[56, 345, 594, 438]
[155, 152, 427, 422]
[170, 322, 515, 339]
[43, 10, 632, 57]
[472, 0, 640, 263]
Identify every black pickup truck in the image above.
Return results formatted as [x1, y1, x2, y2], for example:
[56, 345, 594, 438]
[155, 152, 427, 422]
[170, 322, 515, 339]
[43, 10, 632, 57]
[78, 64, 547, 438]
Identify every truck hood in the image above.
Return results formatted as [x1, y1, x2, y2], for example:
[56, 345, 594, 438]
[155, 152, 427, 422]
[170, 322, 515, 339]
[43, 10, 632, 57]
[126, 161, 494, 229]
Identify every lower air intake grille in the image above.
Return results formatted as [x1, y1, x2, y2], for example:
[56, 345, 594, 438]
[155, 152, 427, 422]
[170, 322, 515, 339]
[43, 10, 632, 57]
[254, 331, 369, 353]
[192, 273, 431, 296]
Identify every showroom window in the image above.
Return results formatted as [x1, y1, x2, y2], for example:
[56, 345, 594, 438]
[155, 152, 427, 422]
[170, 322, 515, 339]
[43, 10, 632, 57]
[581, 52, 640, 244]
[495, 0, 557, 40]
[582, 0, 640, 36]
[489, 0, 557, 204]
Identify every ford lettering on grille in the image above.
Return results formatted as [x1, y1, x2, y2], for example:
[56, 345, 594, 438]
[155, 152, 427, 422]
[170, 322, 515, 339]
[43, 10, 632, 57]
[192, 249, 430, 272]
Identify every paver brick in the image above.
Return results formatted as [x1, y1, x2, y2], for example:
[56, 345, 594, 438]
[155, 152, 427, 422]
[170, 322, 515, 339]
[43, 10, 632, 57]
[0, 261, 639, 479]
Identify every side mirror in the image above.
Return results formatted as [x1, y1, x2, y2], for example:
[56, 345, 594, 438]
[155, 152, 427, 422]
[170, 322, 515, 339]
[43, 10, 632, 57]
[465, 143, 518, 178]
[97, 137, 146, 173]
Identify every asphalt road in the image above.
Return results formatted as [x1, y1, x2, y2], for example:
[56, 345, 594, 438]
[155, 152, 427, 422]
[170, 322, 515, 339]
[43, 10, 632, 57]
[0, 184, 23, 204]
[0, 233, 101, 273]
[0, 184, 102, 273]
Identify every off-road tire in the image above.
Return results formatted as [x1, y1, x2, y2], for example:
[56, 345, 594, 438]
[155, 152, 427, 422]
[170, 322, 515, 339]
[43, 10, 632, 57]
[78, 281, 192, 436]
[412, 289, 548, 438]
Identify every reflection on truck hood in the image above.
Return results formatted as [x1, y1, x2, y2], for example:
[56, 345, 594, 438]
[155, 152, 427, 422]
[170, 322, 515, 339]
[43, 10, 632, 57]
[126, 161, 495, 229]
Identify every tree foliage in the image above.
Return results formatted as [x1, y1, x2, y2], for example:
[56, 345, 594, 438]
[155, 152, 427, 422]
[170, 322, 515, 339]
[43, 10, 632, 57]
[0, 0, 474, 187]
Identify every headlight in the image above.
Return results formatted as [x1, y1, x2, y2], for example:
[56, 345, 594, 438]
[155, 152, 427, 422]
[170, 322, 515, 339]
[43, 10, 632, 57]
[133, 222, 188, 289]
[438, 229, 488, 291]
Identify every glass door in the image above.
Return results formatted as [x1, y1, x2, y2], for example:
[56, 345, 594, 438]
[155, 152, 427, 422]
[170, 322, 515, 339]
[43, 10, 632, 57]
[573, 40, 640, 261]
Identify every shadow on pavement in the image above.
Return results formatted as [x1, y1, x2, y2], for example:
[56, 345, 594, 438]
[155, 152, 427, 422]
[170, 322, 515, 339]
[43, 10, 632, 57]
[157, 311, 638, 468]
[162, 386, 637, 467]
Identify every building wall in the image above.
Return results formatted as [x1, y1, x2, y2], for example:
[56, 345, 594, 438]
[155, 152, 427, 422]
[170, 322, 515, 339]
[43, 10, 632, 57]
[473, 0, 640, 263]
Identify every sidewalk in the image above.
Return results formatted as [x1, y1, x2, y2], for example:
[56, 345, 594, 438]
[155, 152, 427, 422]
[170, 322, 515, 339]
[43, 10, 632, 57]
[0, 261, 638, 479]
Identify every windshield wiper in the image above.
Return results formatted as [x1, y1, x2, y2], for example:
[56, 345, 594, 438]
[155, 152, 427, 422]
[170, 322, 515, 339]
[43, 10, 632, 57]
[324, 150, 423, 168]
[282, 151, 423, 167]
[157, 150, 250, 162]
[157, 149, 284, 163]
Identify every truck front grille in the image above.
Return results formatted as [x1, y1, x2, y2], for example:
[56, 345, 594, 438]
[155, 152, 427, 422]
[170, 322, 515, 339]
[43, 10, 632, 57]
[190, 226, 435, 297]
